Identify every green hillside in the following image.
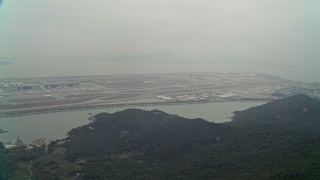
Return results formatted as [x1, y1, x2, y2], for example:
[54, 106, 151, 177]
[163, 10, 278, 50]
[2, 94, 320, 179]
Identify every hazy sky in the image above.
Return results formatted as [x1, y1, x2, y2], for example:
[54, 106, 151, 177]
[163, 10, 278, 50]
[0, 0, 319, 81]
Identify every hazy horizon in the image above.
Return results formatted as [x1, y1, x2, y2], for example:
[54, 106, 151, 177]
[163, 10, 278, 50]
[0, 0, 319, 82]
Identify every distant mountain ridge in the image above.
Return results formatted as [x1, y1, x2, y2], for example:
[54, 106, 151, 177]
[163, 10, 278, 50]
[92, 51, 181, 62]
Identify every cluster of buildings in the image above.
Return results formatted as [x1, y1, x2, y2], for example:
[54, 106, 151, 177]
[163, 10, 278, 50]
[273, 87, 320, 99]
[0, 81, 80, 92]
[4, 137, 47, 150]
[156, 92, 242, 103]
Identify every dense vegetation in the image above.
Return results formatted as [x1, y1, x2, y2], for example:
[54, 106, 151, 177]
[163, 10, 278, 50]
[2, 94, 320, 179]
[0, 143, 44, 180]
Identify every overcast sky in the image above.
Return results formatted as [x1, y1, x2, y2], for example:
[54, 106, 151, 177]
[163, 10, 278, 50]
[0, 0, 319, 81]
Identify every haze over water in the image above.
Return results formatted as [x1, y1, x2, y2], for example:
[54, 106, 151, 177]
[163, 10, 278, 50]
[0, 60, 319, 82]
[0, 0, 319, 82]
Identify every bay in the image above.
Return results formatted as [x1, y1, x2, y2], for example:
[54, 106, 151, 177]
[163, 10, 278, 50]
[0, 101, 266, 144]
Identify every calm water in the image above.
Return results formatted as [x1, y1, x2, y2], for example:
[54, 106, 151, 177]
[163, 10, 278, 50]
[0, 101, 266, 144]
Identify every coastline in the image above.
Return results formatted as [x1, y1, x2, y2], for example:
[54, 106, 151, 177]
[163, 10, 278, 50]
[0, 99, 270, 118]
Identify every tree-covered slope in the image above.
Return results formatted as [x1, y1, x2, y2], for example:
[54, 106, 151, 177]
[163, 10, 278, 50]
[230, 94, 320, 130]
[58, 95, 320, 179]
[63, 109, 236, 179]
[3, 95, 320, 179]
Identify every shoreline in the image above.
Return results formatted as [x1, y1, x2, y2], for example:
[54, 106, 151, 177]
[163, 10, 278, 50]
[0, 99, 270, 145]
[0, 99, 271, 118]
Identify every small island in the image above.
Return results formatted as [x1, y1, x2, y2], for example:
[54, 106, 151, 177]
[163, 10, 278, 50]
[0, 129, 8, 133]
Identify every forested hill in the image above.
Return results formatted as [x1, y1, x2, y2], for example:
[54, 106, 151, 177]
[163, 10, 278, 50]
[230, 94, 320, 129]
[2, 95, 320, 179]
[65, 109, 233, 163]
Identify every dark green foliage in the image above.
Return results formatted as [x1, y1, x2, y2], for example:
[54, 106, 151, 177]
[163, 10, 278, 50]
[0, 147, 31, 179]
[60, 95, 320, 179]
[231, 94, 320, 128]
[0, 144, 45, 179]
